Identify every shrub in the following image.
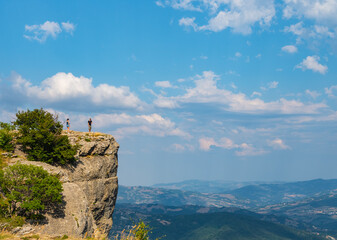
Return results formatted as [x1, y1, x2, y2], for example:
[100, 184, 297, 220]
[0, 195, 9, 217]
[113, 221, 156, 240]
[133, 221, 150, 240]
[14, 109, 77, 165]
[0, 163, 63, 218]
[0, 122, 15, 152]
[0, 215, 25, 231]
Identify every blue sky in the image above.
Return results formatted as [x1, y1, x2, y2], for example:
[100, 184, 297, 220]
[1, 0, 337, 186]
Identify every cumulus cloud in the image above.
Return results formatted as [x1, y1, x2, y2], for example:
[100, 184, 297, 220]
[235, 143, 267, 156]
[24, 21, 75, 42]
[199, 137, 238, 151]
[282, 45, 298, 53]
[296, 56, 328, 74]
[325, 85, 337, 98]
[155, 81, 176, 88]
[283, 0, 337, 26]
[61, 21, 75, 34]
[110, 113, 191, 139]
[260, 81, 278, 91]
[159, 0, 275, 34]
[305, 89, 321, 99]
[153, 71, 326, 114]
[199, 137, 266, 156]
[153, 96, 180, 109]
[6, 72, 142, 111]
[179, 17, 198, 31]
[284, 22, 335, 42]
[251, 91, 262, 97]
[267, 138, 290, 150]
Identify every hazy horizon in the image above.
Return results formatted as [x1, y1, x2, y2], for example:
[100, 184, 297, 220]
[1, 0, 337, 186]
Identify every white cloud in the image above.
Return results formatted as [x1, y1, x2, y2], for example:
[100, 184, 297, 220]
[314, 25, 335, 37]
[284, 22, 335, 41]
[111, 113, 191, 139]
[268, 81, 278, 89]
[162, 0, 275, 34]
[251, 91, 262, 97]
[155, 0, 166, 7]
[61, 22, 75, 34]
[169, 0, 202, 11]
[235, 52, 242, 57]
[179, 17, 198, 30]
[24, 21, 75, 42]
[153, 71, 326, 114]
[325, 85, 337, 98]
[296, 56, 328, 74]
[168, 143, 195, 152]
[153, 96, 180, 109]
[288, 111, 337, 124]
[155, 81, 176, 88]
[281, 45, 298, 53]
[199, 137, 238, 151]
[199, 137, 217, 151]
[305, 89, 321, 99]
[284, 22, 306, 37]
[235, 143, 267, 156]
[283, 0, 337, 26]
[267, 138, 290, 150]
[200, 0, 275, 34]
[199, 137, 266, 156]
[8, 72, 142, 110]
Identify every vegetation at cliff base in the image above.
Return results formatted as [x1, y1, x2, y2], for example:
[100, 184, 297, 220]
[0, 164, 63, 219]
[14, 109, 76, 165]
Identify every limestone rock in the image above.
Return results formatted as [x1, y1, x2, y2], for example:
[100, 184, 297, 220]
[9, 131, 119, 238]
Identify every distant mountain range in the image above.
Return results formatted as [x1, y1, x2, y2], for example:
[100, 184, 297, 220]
[113, 179, 337, 239]
[152, 180, 274, 193]
[118, 178, 337, 208]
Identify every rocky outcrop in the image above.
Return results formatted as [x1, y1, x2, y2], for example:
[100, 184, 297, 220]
[9, 131, 119, 238]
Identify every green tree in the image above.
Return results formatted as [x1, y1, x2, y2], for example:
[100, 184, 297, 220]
[14, 109, 76, 165]
[0, 164, 63, 218]
[0, 122, 15, 152]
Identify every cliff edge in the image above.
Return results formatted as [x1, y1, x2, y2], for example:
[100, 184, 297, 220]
[9, 131, 119, 238]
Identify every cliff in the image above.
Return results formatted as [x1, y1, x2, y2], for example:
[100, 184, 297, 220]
[8, 131, 119, 238]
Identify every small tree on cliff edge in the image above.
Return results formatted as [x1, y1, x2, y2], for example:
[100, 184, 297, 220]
[14, 108, 76, 165]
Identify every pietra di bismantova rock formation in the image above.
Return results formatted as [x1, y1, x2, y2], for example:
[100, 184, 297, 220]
[9, 131, 119, 238]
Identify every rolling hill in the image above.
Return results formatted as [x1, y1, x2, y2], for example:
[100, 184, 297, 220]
[110, 204, 325, 240]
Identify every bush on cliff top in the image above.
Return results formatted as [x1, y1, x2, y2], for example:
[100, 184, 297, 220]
[14, 109, 76, 165]
[0, 122, 15, 152]
[0, 163, 63, 219]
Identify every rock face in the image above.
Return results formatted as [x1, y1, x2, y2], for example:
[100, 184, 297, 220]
[10, 131, 119, 238]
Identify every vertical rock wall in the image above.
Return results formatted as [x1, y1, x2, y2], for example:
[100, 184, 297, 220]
[11, 132, 119, 238]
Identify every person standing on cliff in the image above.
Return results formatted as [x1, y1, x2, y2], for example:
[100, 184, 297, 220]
[66, 118, 70, 133]
[88, 118, 92, 133]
